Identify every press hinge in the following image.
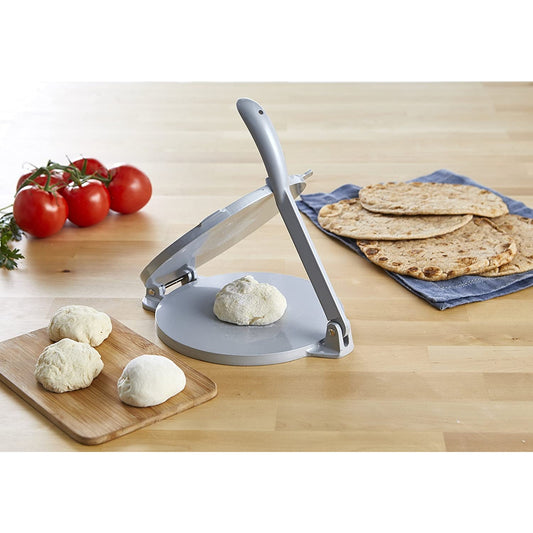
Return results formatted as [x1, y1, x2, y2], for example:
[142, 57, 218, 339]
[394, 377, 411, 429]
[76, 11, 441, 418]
[306, 320, 354, 359]
[142, 267, 196, 312]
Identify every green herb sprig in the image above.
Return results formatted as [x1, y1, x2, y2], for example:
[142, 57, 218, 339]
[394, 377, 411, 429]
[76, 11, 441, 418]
[0, 206, 24, 270]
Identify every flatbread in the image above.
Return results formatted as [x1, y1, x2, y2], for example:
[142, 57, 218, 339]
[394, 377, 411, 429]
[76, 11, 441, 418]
[479, 214, 533, 277]
[356, 218, 517, 281]
[318, 198, 473, 240]
[359, 181, 509, 217]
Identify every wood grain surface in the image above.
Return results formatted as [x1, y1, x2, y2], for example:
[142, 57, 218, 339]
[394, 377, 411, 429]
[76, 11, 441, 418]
[1, 82, 532, 451]
[0, 319, 217, 445]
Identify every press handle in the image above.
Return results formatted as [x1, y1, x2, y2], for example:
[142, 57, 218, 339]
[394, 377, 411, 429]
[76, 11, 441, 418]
[236, 98, 288, 199]
[237, 97, 352, 348]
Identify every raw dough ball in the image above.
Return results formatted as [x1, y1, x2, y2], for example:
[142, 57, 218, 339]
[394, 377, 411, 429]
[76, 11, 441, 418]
[213, 275, 287, 326]
[48, 305, 112, 347]
[117, 355, 186, 407]
[35, 338, 104, 393]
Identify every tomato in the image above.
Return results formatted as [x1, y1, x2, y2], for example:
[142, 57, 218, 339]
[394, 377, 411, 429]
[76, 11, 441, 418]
[61, 180, 110, 227]
[16, 171, 68, 192]
[65, 158, 108, 180]
[13, 186, 68, 238]
[107, 164, 152, 214]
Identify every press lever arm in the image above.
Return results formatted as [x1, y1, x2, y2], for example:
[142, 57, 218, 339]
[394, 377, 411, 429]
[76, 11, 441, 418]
[236, 97, 352, 353]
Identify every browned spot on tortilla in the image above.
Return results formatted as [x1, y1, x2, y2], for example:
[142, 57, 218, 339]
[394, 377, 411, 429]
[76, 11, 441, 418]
[423, 266, 441, 278]
[457, 257, 476, 266]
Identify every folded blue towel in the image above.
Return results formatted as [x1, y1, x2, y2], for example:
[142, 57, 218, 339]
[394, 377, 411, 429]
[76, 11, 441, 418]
[296, 169, 533, 310]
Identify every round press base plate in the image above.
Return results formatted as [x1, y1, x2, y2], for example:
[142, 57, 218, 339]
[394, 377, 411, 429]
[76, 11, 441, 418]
[155, 272, 327, 366]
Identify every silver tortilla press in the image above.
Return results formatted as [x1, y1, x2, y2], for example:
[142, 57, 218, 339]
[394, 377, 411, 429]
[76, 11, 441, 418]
[140, 98, 354, 365]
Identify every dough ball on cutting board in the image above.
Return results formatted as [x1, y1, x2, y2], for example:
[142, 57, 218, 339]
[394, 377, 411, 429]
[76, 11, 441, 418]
[213, 275, 287, 326]
[35, 338, 104, 393]
[117, 355, 186, 407]
[48, 305, 112, 346]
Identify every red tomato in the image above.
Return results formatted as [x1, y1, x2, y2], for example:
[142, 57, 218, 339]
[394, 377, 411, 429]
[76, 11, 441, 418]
[65, 158, 108, 180]
[107, 164, 152, 214]
[61, 180, 110, 227]
[16, 171, 68, 192]
[13, 186, 68, 238]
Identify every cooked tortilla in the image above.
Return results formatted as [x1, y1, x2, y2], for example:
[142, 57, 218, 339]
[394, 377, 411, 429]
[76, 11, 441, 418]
[359, 181, 509, 217]
[318, 198, 473, 240]
[357, 218, 517, 281]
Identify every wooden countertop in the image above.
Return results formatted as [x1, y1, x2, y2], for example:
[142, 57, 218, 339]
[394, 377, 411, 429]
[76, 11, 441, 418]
[1, 82, 532, 452]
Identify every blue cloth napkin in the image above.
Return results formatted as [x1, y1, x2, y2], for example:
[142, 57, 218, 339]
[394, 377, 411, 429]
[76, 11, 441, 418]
[296, 169, 533, 310]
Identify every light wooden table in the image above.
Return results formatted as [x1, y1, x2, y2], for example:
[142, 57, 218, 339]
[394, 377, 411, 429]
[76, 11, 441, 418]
[1, 82, 532, 452]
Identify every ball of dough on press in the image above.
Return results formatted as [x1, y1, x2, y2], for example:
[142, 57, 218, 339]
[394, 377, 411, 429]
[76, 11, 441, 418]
[117, 355, 186, 407]
[48, 305, 112, 347]
[35, 338, 104, 393]
[213, 275, 287, 326]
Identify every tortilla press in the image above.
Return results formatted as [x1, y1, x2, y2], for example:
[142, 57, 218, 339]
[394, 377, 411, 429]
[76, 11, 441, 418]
[141, 98, 353, 365]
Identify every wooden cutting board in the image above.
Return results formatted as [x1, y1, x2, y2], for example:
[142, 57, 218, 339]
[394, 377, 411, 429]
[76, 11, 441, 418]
[0, 318, 217, 445]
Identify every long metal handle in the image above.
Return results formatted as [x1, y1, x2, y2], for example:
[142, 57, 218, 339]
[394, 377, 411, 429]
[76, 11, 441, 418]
[237, 97, 351, 343]
[236, 98, 288, 198]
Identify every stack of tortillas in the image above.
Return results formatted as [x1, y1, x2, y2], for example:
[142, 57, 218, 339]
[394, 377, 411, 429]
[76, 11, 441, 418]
[318, 181, 533, 281]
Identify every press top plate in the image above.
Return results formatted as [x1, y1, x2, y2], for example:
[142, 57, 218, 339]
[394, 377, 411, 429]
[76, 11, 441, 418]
[141, 171, 311, 291]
